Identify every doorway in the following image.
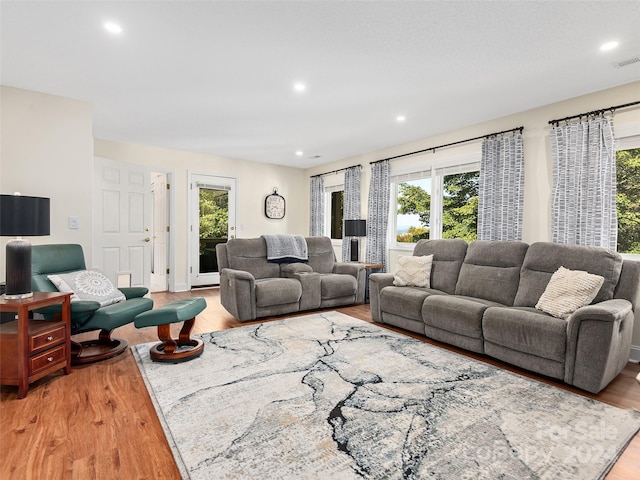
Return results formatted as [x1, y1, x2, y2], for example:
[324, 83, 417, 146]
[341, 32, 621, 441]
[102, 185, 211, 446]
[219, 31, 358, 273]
[150, 171, 170, 292]
[190, 174, 237, 287]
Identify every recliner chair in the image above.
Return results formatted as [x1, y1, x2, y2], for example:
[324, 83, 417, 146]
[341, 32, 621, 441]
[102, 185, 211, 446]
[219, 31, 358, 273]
[31, 244, 153, 365]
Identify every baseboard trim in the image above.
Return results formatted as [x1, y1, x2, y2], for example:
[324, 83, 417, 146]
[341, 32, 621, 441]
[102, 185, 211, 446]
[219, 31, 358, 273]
[630, 344, 640, 363]
[173, 283, 189, 292]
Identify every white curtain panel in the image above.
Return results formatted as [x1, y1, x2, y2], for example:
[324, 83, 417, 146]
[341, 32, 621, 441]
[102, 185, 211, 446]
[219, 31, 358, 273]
[478, 133, 525, 241]
[551, 117, 617, 250]
[341, 167, 361, 262]
[309, 175, 324, 237]
[365, 160, 390, 271]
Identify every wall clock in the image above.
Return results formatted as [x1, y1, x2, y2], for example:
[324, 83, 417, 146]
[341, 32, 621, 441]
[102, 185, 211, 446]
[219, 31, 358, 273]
[265, 188, 285, 219]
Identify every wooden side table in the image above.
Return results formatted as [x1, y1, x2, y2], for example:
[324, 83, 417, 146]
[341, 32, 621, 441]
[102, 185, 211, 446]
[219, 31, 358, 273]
[361, 263, 384, 304]
[0, 292, 72, 399]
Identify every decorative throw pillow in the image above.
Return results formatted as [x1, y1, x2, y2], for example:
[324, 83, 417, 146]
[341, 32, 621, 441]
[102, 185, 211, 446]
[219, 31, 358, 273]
[48, 268, 126, 307]
[393, 255, 434, 288]
[535, 266, 605, 319]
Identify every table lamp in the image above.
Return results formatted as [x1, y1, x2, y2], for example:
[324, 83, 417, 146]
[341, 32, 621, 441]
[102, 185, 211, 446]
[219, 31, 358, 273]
[344, 219, 366, 262]
[0, 193, 50, 299]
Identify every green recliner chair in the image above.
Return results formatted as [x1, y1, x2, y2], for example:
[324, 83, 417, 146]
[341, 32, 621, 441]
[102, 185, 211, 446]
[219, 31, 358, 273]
[31, 244, 154, 365]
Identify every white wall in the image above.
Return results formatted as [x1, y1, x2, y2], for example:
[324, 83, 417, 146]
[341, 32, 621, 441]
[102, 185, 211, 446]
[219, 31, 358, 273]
[303, 81, 640, 356]
[0, 86, 94, 275]
[93, 139, 308, 291]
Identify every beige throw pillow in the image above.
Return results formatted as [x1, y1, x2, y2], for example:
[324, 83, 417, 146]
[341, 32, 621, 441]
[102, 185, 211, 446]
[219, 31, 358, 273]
[393, 255, 433, 288]
[535, 266, 605, 319]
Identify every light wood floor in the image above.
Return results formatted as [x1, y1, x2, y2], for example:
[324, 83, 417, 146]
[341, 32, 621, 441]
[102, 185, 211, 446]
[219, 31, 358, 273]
[1, 289, 639, 479]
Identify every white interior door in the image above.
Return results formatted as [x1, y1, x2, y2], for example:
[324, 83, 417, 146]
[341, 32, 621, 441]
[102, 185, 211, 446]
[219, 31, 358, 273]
[190, 173, 236, 287]
[150, 172, 169, 292]
[93, 157, 152, 288]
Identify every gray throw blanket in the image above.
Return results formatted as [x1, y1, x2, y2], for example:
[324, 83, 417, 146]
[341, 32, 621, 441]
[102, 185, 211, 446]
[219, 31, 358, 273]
[262, 234, 308, 263]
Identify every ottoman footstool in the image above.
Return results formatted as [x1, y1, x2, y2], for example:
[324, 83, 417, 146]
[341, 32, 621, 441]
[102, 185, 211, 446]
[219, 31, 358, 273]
[134, 297, 207, 362]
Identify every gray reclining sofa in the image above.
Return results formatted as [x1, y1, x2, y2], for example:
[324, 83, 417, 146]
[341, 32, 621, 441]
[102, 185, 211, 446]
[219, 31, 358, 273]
[216, 236, 365, 321]
[370, 239, 640, 393]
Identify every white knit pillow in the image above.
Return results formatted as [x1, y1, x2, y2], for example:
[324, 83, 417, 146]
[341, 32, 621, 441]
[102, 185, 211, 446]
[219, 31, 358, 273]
[535, 266, 604, 319]
[48, 268, 125, 307]
[393, 255, 433, 288]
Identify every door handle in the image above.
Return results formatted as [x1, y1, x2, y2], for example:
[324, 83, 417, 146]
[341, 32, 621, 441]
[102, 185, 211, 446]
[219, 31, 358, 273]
[144, 237, 151, 242]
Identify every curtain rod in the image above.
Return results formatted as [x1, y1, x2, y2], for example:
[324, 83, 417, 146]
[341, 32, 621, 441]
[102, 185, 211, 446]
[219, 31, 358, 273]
[548, 100, 640, 126]
[370, 126, 524, 165]
[311, 164, 362, 178]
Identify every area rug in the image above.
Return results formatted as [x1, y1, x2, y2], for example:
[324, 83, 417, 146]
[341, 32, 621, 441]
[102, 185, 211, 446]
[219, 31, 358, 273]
[132, 311, 640, 480]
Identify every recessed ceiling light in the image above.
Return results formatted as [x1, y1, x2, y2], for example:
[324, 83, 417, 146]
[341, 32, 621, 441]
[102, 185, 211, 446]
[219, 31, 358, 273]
[295, 151, 304, 156]
[396, 115, 406, 123]
[293, 82, 306, 93]
[600, 41, 619, 52]
[104, 22, 123, 35]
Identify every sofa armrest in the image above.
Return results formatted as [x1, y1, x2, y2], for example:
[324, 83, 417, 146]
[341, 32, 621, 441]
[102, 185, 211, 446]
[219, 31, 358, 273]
[333, 263, 366, 303]
[280, 263, 313, 277]
[119, 286, 149, 299]
[219, 268, 256, 321]
[565, 299, 635, 393]
[294, 272, 321, 311]
[369, 273, 395, 322]
[36, 300, 101, 319]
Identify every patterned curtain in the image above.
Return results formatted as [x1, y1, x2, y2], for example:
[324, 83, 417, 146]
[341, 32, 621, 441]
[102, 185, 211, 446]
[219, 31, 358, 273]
[551, 117, 617, 249]
[365, 160, 390, 271]
[478, 133, 525, 241]
[309, 175, 324, 236]
[341, 167, 361, 262]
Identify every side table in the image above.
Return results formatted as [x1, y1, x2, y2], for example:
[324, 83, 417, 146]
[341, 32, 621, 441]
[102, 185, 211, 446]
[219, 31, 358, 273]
[361, 263, 384, 303]
[0, 292, 72, 399]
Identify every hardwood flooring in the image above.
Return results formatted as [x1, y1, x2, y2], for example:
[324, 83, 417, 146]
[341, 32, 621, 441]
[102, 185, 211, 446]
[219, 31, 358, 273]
[1, 288, 638, 479]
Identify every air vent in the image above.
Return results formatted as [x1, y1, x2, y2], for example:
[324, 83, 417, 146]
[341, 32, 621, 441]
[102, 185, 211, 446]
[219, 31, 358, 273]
[612, 56, 640, 68]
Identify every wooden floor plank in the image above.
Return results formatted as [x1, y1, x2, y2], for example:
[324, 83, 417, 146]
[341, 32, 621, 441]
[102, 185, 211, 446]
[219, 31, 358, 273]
[1, 288, 638, 479]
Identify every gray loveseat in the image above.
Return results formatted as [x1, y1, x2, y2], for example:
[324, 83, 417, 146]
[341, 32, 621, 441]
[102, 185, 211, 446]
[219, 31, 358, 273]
[216, 236, 365, 321]
[370, 239, 640, 393]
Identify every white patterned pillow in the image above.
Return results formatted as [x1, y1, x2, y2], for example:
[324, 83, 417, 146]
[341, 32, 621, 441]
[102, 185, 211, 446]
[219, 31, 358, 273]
[535, 266, 604, 319]
[393, 255, 433, 288]
[48, 268, 126, 307]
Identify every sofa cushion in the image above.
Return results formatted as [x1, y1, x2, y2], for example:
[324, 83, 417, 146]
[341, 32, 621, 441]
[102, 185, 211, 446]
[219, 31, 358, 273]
[513, 242, 623, 308]
[380, 286, 444, 322]
[226, 238, 280, 279]
[413, 239, 467, 294]
[455, 240, 529, 306]
[482, 306, 567, 363]
[535, 267, 605, 319]
[423, 295, 503, 339]
[306, 236, 337, 274]
[255, 278, 301, 307]
[320, 274, 357, 299]
[393, 255, 433, 287]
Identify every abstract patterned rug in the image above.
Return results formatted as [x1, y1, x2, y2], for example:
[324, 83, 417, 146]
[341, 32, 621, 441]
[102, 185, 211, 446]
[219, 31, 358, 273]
[132, 311, 640, 480]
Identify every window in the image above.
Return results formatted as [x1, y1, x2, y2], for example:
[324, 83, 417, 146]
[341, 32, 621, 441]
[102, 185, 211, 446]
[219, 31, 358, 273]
[330, 190, 344, 240]
[392, 162, 479, 245]
[616, 146, 640, 254]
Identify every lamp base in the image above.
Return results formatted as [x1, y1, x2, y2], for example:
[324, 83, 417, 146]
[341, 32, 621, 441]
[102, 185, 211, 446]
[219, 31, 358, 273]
[5, 238, 33, 299]
[350, 237, 360, 262]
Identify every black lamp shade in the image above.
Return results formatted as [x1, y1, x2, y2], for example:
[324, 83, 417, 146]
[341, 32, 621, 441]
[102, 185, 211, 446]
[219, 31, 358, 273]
[0, 195, 50, 236]
[1, 194, 50, 299]
[344, 219, 366, 237]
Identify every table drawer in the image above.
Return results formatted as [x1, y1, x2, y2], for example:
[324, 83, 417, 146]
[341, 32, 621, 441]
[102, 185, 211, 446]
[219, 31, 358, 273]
[30, 345, 66, 376]
[30, 325, 66, 353]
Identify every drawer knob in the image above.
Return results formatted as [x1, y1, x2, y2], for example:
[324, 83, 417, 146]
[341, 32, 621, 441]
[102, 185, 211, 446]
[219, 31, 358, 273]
[47, 336, 54, 341]
[47, 357, 54, 362]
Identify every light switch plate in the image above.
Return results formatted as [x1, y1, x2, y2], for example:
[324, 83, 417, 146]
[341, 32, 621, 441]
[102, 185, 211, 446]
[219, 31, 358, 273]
[69, 216, 79, 229]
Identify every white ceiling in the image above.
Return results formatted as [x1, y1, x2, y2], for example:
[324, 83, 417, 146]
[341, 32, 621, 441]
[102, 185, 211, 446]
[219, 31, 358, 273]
[2, 1, 639, 169]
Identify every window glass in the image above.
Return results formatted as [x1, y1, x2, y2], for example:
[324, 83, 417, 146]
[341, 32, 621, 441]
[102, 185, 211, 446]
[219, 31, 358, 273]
[442, 170, 479, 242]
[616, 147, 640, 253]
[330, 190, 344, 240]
[396, 178, 432, 243]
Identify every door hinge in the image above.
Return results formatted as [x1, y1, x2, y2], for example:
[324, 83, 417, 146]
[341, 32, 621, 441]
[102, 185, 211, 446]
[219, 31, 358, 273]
[166, 226, 170, 232]
[190, 266, 192, 273]
[166, 268, 170, 275]
[166, 183, 170, 190]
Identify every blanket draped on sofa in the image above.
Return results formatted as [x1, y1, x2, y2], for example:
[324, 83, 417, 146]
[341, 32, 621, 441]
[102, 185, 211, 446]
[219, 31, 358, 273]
[262, 234, 308, 263]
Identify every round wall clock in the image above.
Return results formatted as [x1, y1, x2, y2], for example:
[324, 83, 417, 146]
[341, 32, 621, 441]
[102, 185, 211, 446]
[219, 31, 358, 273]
[265, 188, 285, 219]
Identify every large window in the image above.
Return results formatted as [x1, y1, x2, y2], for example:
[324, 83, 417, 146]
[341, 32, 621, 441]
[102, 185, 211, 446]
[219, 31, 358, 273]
[616, 146, 640, 254]
[330, 190, 344, 240]
[393, 162, 479, 244]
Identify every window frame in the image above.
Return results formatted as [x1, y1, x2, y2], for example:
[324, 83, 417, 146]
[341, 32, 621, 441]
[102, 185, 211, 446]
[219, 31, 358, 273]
[615, 130, 640, 260]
